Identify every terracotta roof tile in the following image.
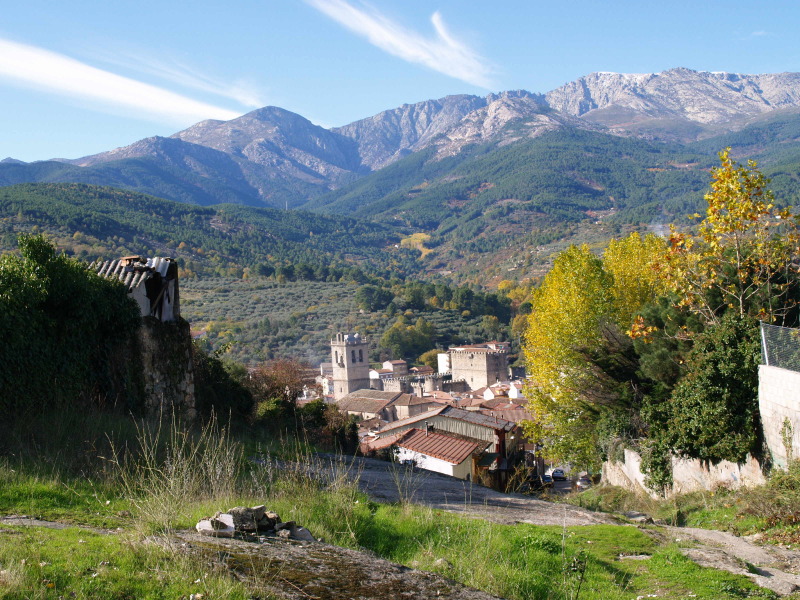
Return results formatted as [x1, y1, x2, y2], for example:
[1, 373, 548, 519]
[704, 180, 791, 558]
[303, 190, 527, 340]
[397, 429, 485, 465]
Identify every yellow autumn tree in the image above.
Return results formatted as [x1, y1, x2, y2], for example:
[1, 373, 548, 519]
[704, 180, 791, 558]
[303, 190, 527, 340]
[603, 232, 666, 326]
[662, 148, 800, 325]
[522, 235, 666, 468]
[523, 245, 612, 468]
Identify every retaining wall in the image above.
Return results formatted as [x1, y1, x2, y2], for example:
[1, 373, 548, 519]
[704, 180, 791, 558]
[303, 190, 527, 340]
[603, 448, 765, 497]
[759, 364, 800, 468]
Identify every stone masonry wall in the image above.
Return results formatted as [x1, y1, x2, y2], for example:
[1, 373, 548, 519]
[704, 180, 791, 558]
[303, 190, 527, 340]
[603, 448, 765, 497]
[759, 365, 800, 469]
[138, 317, 196, 418]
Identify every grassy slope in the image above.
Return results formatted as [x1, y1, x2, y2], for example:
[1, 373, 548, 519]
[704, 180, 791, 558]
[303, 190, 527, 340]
[0, 412, 788, 600]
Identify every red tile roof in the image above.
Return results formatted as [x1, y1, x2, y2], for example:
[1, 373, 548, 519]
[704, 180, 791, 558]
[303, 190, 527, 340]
[360, 432, 405, 453]
[396, 429, 485, 465]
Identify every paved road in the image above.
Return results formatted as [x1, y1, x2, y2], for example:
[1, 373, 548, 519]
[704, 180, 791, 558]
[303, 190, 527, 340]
[316, 454, 616, 527]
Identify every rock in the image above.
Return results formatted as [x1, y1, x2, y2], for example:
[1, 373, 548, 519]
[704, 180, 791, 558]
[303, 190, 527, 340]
[195, 506, 313, 541]
[196, 513, 234, 538]
[624, 511, 654, 524]
[291, 526, 316, 542]
[256, 510, 280, 532]
[434, 558, 454, 569]
[228, 507, 258, 532]
[275, 521, 295, 532]
[250, 505, 266, 522]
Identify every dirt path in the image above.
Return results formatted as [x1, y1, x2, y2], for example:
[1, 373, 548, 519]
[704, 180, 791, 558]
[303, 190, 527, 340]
[664, 526, 800, 596]
[317, 455, 800, 595]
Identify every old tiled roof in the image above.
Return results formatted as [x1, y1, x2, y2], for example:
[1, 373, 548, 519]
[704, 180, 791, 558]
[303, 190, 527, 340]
[392, 393, 432, 406]
[376, 405, 516, 435]
[481, 399, 522, 410]
[93, 256, 174, 291]
[375, 406, 448, 434]
[357, 416, 388, 432]
[397, 429, 486, 465]
[340, 390, 401, 402]
[360, 432, 406, 453]
[425, 391, 454, 403]
[339, 397, 393, 415]
[478, 408, 533, 424]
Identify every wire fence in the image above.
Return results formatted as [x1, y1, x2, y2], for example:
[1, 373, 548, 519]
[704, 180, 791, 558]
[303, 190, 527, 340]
[761, 322, 800, 373]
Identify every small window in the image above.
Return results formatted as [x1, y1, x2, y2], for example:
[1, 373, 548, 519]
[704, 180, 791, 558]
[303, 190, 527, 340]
[358, 349, 363, 362]
[351, 350, 356, 362]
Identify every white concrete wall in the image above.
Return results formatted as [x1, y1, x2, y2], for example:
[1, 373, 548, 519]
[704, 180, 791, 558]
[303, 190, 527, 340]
[395, 448, 457, 478]
[602, 448, 765, 497]
[759, 365, 800, 469]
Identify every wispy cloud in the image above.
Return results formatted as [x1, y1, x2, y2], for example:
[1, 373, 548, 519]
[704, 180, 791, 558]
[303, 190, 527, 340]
[750, 30, 769, 37]
[96, 51, 267, 108]
[305, 0, 494, 88]
[0, 38, 242, 123]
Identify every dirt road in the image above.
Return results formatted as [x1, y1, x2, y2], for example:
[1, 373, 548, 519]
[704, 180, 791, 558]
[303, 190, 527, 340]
[320, 454, 617, 526]
[316, 454, 800, 595]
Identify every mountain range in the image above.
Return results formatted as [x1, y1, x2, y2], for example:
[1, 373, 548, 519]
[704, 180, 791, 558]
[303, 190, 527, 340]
[4, 68, 799, 208]
[4, 67, 800, 282]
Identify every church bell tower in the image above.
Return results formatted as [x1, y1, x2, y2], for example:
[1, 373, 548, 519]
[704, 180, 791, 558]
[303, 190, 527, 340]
[331, 332, 370, 400]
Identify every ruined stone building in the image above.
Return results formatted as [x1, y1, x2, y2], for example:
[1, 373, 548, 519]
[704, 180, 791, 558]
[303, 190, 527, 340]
[94, 256, 195, 415]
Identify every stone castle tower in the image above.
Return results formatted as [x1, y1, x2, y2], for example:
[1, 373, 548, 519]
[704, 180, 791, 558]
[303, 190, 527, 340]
[331, 332, 370, 400]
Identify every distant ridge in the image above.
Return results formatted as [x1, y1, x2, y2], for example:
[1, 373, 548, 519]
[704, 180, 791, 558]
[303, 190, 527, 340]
[3, 67, 800, 211]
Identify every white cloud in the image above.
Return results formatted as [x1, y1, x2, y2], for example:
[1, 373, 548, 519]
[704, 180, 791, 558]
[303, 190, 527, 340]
[0, 38, 242, 123]
[305, 0, 494, 88]
[97, 52, 268, 109]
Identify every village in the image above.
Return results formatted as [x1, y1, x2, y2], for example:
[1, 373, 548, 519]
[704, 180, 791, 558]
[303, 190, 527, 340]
[313, 332, 553, 491]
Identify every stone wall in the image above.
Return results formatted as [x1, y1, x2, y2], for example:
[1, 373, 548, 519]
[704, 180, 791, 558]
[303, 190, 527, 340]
[603, 448, 765, 497]
[759, 364, 800, 468]
[138, 317, 196, 418]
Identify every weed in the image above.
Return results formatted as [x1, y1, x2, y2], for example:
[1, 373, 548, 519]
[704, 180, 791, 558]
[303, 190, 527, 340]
[387, 455, 424, 507]
[109, 413, 242, 534]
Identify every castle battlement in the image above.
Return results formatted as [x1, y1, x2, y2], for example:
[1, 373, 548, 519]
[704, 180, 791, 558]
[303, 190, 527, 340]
[331, 332, 368, 345]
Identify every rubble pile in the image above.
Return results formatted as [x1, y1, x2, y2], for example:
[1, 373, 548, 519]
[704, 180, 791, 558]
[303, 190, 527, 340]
[195, 505, 314, 541]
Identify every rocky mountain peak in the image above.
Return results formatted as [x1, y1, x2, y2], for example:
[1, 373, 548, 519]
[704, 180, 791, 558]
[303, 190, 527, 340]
[545, 68, 800, 140]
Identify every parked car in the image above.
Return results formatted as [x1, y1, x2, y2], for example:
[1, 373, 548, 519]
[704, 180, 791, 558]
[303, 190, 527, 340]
[541, 474, 554, 487]
[573, 476, 592, 491]
[551, 469, 567, 481]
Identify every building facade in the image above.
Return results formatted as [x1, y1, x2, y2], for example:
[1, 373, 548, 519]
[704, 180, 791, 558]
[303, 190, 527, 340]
[331, 332, 370, 400]
[448, 342, 510, 390]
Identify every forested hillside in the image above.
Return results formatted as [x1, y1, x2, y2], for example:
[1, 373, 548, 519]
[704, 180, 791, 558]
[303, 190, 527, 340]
[0, 183, 412, 279]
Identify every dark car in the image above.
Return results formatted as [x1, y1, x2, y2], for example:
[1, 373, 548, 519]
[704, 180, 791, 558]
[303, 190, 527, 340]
[551, 469, 567, 481]
[541, 474, 554, 487]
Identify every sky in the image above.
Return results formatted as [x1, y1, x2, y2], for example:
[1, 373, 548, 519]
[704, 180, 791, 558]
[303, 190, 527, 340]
[2, 0, 799, 162]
